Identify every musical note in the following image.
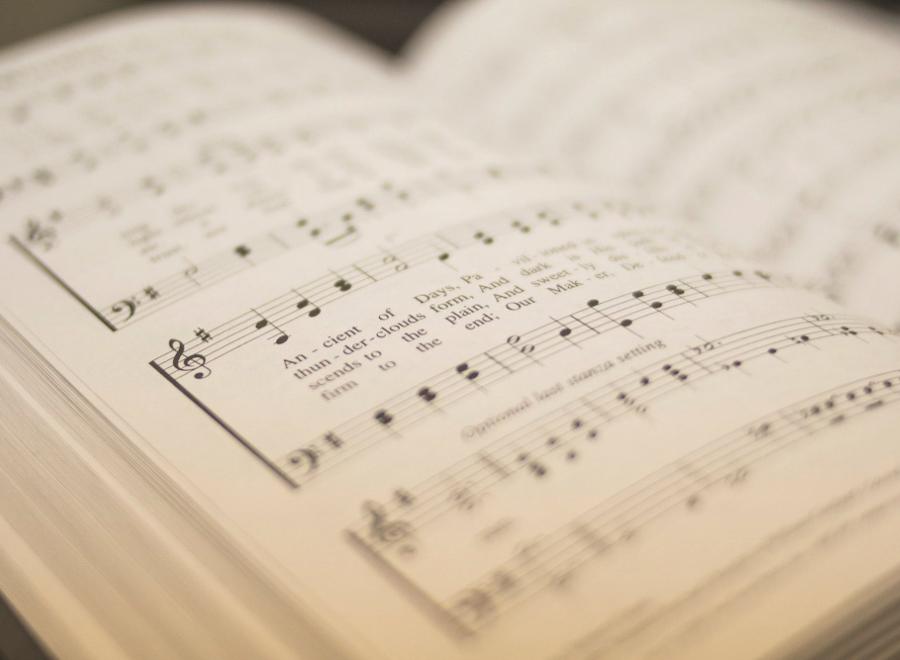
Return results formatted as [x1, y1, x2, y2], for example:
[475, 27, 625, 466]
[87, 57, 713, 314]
[417, 387, 437, 403]
[183, 264, 200, 286]
[382, 251, 409, 272]
[33, 167, 55, 186]
[294, 292, 321, 318]
[273, 276, 799, 483]
[490, 571, 518, 593]
[394, 489, 415, 507]
[253, 310, 289, 345]
[96, 195, 119, 216]
[140, 175, 165, 196]
[351, 366, 900, 630]
[506, 335, 536, 354]
[449, 484, 481, 511]
[24, 218, 57, 250]
[456, 363, 480, 381]
[473, 231, 494, 245]
[96, 195, 633, 331]
[168, 338, 211, 379]
[517, 452, 548, 478]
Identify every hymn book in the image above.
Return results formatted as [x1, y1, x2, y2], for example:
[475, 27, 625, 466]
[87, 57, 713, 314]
[1, 1, 900, 658]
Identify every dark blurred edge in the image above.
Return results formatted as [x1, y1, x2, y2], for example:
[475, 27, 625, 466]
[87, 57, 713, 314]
[0, 591, 50, 660]
[0, 0, 896, 53]
[0, 0, 447, 54]
[0, 0, 899, 659]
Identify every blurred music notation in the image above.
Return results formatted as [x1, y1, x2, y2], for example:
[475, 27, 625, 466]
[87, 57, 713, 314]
[104, 165, 565, 329]
[2, 24, 382, 181]
[4, 79, 388, 215]
[10, 110, 456, 246]
[7, 103, 415, 240]
[275, 270, 779, 484]
[348, 365, 900, 635]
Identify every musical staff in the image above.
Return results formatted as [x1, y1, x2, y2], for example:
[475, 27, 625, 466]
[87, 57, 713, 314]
[96, 163, 563, 329]
[275, 270, 778, 483]
[150, 196, 645, 376]
[352, 363, 900, 631]
[4, 53, 392, 215]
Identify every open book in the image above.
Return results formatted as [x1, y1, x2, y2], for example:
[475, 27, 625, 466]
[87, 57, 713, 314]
[2, 1, 900, 658]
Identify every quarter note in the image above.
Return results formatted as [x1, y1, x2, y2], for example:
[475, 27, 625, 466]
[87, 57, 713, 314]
[473, 230, 494, 245]
[516, 452, 548, 478]
[293, 290, 321, 317]
[252, 310, 289, 345]
[456, 362, 480, 381]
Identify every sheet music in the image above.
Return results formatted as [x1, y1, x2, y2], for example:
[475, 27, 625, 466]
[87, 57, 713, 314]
[409, 0, 900, 330]
[1, 4, 900, 660]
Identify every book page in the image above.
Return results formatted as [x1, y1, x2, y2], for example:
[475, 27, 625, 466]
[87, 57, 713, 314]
[2, 5, 900, 660]
[408, 0, 900, 330]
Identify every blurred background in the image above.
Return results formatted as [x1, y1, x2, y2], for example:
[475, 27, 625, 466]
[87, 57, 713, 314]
[0, 0, 899, 658]
[1, 0, 446, 53]
[0, 0, 896, 54]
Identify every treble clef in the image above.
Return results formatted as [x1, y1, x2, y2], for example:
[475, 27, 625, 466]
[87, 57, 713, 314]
[169, 338, 212, 379]
[363, 501, 414, 549]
